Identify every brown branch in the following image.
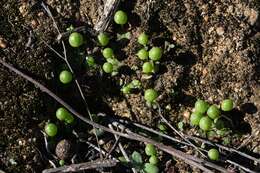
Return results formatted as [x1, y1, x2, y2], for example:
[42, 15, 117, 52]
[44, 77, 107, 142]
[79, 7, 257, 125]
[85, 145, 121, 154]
[42, 159, 117, 173]
[0, 59, 227, 173]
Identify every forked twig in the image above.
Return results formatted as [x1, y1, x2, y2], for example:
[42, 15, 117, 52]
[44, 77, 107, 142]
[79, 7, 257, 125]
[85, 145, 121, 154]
[0, 59, 226, 173]
[109, 124, 138, 173]
[157, 104, 206, 157]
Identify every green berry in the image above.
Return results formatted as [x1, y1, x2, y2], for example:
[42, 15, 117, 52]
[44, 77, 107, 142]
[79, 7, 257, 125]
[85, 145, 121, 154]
[138, 33, 149, 46]
[149, 155, 159, 165]
[144, 163, 159, 173]
[207, 105, 220, 119]
[59, 160, 65, 166]
[190, 112, 204, 126]
[102, 48, 114, 59]
[114, 10, 128, 25]
[142, 62, 154, 74]
[145, 144, 157, 156]
[208, 149, 219, 161]
[56, 107, 70, 121]
[221, 99, 233, 111]
[45, 123, 58, 137]
[59, 70, 73, 84]
[149, 47, 162, 61]
[137, 48, 148, 60]
[199, 116, 213, 131]
[121, 85, 131, 94]
[69, 32, 83, 47]
[195, 100, 209, 114]
[86, 56, 95, 67]
[144, 89, 158, 103]
[98, 33, 109, 46]
[65, 114, 74, 124]
[102, 62, 113, 73]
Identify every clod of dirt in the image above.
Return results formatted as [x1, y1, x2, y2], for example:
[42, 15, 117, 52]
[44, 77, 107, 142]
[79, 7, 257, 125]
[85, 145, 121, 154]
[55, 139, 74, 160]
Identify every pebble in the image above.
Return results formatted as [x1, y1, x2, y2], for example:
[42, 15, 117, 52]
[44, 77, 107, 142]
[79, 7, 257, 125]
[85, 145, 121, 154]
[0, 38, 7, 48]
[216, 27, 224, 36]
[55, 139, 73, 160]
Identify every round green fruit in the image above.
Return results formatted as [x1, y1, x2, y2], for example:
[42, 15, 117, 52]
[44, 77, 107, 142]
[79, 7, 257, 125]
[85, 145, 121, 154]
[45, 123, 58, 137]
[138, 33, 149, 46]
[114, 10, 128, 25]
[102, 62, 113, 73]
[149, 47, 162, 61]
[144, 89, 158, 103]
[199, 116, 213, 131]
[137, 48, 149, 60]
[208, 148, 219, 161]
[59, 70, 73, 84]
[190, 112, 204, 126]
[69, 32, 83, 47]
[98, 33, 109, 46]
[144, 163, 159, 173]
[207, 105, 220, 119]
[221, 99, 233, 111]
[145, 144, 157, 156]
[195, 100, 209, 114]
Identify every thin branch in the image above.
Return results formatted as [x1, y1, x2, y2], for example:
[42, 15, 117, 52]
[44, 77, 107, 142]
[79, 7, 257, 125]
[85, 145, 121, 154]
[187, 135, 260, 164]
[41, 2, 102, 158]
[109, 124, 138, 173]
[157, 104, 206, 157]
[116, 118, 190, 146]
[226, 160, 258, 173]
[71, 130, 116, 161]
[111, 120, 228, 173]
[0, 59, 226, 173]
[42, 159, 117, 173]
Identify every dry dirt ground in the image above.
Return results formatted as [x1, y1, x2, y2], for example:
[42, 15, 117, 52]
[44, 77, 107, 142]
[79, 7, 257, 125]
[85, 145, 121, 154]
[0, 0, 259, 172]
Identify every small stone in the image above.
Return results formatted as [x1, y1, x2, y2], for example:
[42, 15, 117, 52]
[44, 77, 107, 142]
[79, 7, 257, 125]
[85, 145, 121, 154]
[19, 3, 28, 17]
[31, 19, 39, 29]
[0, 38, 7, 48]
[216, 27, 224, 36]
[183, 111, 190, 119]
[55, 139, 74, 160]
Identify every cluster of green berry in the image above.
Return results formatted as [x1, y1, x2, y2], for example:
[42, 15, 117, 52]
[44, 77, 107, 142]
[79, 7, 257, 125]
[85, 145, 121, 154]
[144, 144, 159, 173]
[102, 47, 121, 75]
[189, 99, 234, 161]
[44, 107, 74, 137]
[136, 33, 163, 74]
[190, 99, 233, 131]
[118, 144, 159, 173]
[100, 10, 129, 75]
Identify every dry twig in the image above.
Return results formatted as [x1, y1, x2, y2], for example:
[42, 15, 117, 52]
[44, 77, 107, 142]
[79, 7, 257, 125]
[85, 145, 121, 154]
[42, 159, 117, 173]
[0, 59, 226, 173]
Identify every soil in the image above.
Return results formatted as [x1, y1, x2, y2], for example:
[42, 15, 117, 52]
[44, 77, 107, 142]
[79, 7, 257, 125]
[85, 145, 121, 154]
[0, 0, 259, 173]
